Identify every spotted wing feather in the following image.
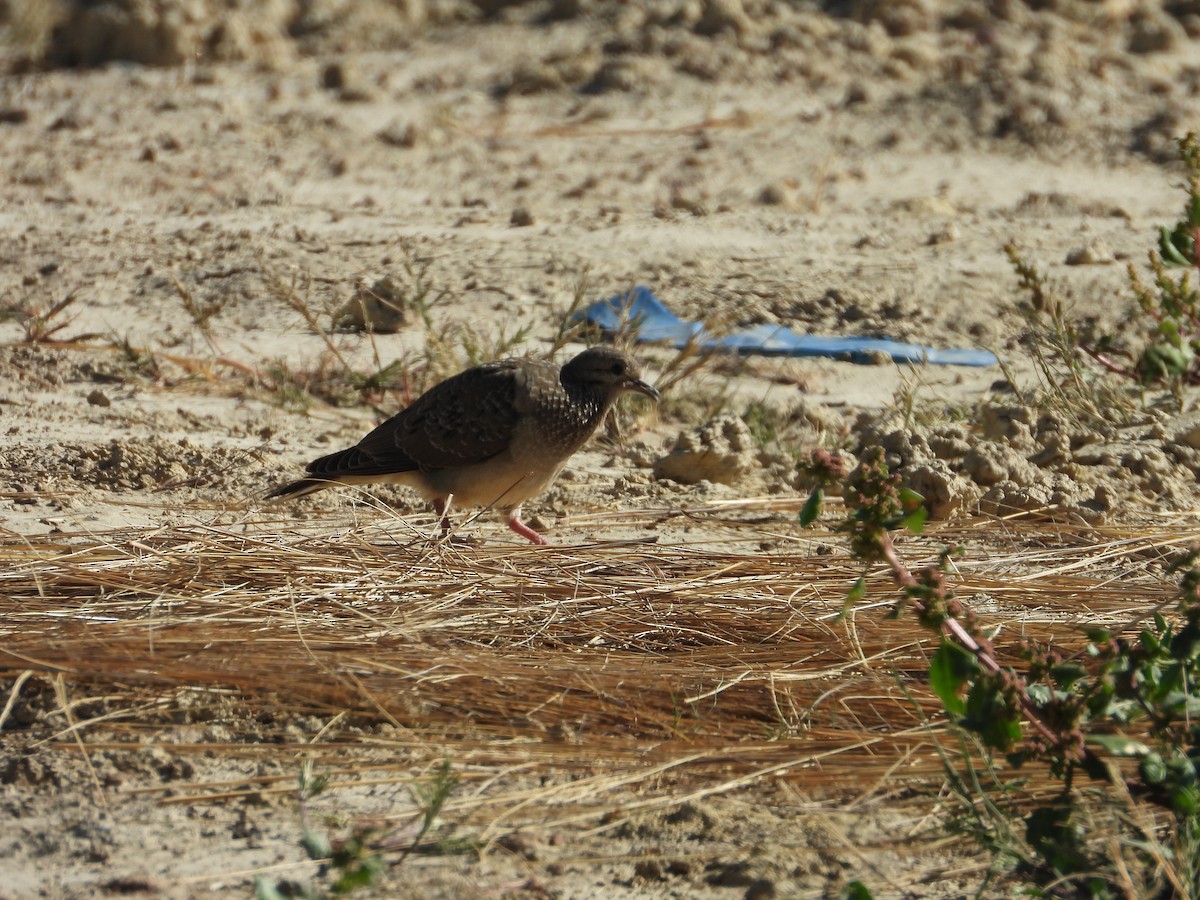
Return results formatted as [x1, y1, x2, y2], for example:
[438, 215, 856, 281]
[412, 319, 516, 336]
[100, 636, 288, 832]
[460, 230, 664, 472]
[304, 361, 524, 480]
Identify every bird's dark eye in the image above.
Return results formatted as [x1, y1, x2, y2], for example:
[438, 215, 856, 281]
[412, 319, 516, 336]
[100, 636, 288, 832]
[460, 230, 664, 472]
[610, 362, 625, 376]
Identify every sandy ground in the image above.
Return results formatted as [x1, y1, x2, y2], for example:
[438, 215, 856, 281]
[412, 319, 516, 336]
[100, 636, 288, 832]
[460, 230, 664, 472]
[3, 1, 1200, 897]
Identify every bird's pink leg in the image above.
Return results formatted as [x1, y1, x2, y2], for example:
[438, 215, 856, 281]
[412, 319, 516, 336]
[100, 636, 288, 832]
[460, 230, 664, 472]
[507, 513, 548, 545]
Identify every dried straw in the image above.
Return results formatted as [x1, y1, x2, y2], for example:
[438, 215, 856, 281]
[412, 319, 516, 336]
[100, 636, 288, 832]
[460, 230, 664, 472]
[2, 501, 1194, 835]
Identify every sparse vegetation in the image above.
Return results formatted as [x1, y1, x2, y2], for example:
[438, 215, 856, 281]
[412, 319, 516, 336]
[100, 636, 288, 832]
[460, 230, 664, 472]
[0, 284, 83, 343]
[8, 0, 1200, 890]
[801, 447, 1200, 896]
[259, 242, 551, 411]
[172, 274, 232, 353]
[1006, 133, 1200, 423]
[255, 757, 464, 898]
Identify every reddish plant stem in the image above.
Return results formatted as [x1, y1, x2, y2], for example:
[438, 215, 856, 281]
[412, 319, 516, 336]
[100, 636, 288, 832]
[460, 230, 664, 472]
[877, 534, 1064, 750]
[1078, 345, 1137, 379]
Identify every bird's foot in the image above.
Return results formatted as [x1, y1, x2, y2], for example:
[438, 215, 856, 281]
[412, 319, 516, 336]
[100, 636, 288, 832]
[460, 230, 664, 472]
[507, 516, 549, 545]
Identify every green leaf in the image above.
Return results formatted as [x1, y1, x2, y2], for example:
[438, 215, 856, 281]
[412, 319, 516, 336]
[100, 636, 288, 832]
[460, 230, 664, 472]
[840, 882, 875, 900]
[331, 858, 382, 895]
[1085, 734, 1151, 757]
[1026, 805, 1089, 874]
[1138, 341, 1195, 381]
[836, 577, 867, 622]
[1147, 662, 1187, 704]
[1170, 784, 1200, 817]
[1025, 683, 1052, 705]
[301, 829, 332, 861]
[963, 679, 1022, 751]
[1049, 662, 1088, 689]
[1186, 191, 1200, 227]
[1139, 752, 1167, 785]
[1160, 224, 1195, 267]
[901, 504, 928, 535]
[799, 488, 823, 527]
[1166, 755, 1198, 785]
[929, 639, 976, 716]
[898, 488, 927, 534]
[1163, 690, 1200, 718]
[254, 878, 289, 900]
[1169, 627, 1200, 662]
[1107, 698, 1143, 725]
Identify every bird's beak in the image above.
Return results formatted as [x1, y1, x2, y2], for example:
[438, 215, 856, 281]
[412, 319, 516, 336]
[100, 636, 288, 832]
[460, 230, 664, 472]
[626, 377, 661, 402]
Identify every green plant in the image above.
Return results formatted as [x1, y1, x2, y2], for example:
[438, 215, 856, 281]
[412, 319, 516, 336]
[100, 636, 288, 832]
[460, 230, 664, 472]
[261, 243, 546, 411]
[801, 448, 1200, 896]
[1002, 243, 1137, 431]
[839, 881, 875, 900]
[256, 759, 382, 899]
[743, 399, 782, 449]
[261, 359, 318, 411]
[1007, 133, 1200, 418]
[385, 239, 453, 331]
[454, 319, 533, 369]
[256, 758, 465, 899]
[1127, 133, 1200, 393]
[888, 364, 969, 432]
[394, 757, 460, 866]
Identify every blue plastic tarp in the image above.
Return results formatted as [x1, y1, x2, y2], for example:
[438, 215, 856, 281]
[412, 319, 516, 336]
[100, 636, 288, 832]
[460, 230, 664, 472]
[577, 286, 998, 367]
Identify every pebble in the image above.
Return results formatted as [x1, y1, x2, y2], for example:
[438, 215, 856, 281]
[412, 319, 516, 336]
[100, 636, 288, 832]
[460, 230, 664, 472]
[1065, 239, 1115, 265]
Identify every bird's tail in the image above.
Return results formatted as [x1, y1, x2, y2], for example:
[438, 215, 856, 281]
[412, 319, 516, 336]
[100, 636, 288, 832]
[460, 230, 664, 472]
[263, 477, 338, 501]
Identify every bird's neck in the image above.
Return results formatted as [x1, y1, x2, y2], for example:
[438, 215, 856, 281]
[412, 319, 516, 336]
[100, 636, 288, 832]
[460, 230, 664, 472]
[560, 381, 616, 431]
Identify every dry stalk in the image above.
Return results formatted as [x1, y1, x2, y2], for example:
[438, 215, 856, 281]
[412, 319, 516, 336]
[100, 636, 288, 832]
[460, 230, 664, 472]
[1, 512, 1194, 833]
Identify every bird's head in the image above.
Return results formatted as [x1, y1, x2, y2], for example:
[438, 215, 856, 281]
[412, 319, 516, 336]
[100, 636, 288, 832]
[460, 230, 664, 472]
[562, 346, 660, 402]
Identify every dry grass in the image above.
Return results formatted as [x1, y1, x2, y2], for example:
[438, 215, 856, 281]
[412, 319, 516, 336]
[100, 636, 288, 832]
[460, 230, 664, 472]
[0, 504, 1193, 845]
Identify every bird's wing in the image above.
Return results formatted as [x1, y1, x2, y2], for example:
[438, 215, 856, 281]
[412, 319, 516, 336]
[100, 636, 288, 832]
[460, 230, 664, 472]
[306, 361, 525, 479]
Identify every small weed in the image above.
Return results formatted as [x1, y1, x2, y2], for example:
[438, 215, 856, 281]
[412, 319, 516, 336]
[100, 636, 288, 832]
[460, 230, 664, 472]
[545, 270, 594, 357]
[888, 364, 959, 432]
[455, 319, 533, 369]
[262, 359, 317, 412]
[394, 758, 460, 866]
[742, 397, 848, 462]
[644, 333, 717, 398]
[110, 333, 163, 382]
[346, 358, 410, 401]
[256, 759, 383, 899]
[171, 275, 231, 351]
[1003, 243, 1136, 431]
[376, 239, 453, 331]
[1006, 132, 1200, 421]
[333, 243, 453, 336]
[0, 284, 83, 343]
[257, 758, 466, 899]
[263, 265, 357, 372]
[743, 399, 782, 449]
[800, 448, 1200, 895]
[260, 243, 527, 410]
[763, 679, 805, 740]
